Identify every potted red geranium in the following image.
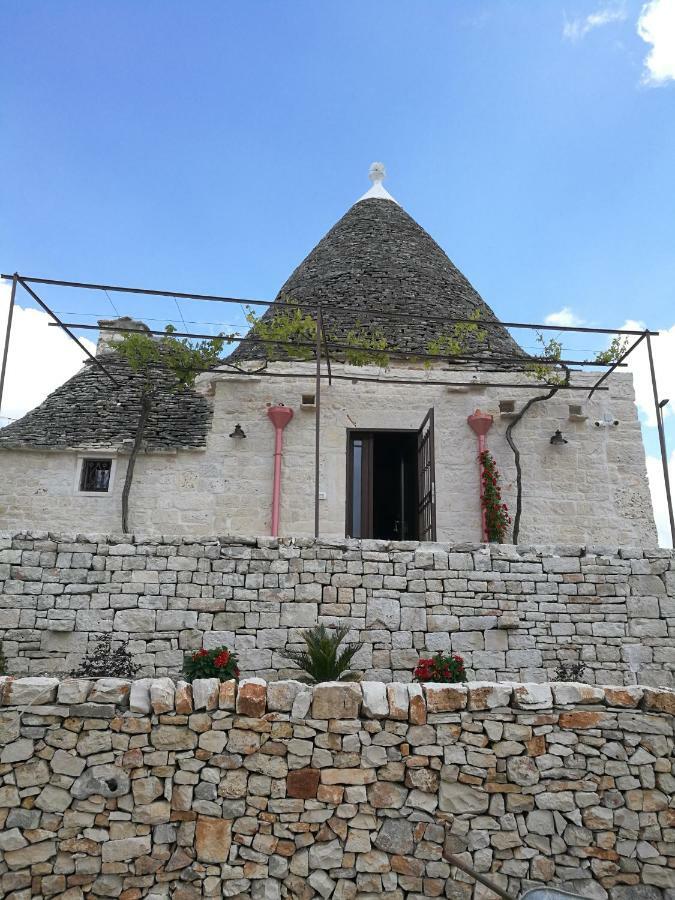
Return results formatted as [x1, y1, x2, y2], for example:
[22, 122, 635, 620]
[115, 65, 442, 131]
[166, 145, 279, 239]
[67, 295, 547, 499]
[414, 652, 467, 684]
[182, 646, 240, 682]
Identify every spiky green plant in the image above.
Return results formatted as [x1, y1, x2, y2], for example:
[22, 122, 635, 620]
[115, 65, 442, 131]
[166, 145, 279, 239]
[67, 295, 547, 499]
[281, 625, 363, 683]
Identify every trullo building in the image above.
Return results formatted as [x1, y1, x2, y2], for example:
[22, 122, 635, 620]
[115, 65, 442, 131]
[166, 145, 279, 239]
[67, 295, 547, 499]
[0, 166, 657, 546]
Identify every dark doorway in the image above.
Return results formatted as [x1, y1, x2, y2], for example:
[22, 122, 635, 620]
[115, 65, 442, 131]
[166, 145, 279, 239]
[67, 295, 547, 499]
[347, 410, 436, 541]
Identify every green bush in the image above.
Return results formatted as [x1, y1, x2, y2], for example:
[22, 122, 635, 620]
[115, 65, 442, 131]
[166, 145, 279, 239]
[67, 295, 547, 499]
[281, 625, 362, 683]
[182, 646, 240, 683]
[71, 634, 138, 679]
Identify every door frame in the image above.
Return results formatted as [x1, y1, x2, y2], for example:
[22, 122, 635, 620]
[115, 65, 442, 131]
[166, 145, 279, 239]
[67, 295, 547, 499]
[345, 428, 419, 539]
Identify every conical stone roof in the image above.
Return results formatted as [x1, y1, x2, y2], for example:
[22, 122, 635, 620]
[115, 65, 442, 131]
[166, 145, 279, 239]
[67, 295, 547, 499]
[233, 168, 526, 364]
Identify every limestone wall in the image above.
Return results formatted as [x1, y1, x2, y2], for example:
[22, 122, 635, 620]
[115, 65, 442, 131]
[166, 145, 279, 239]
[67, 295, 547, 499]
[0, 366, 658, 547]
[0, 676, 673, 899]
[1, 534, 673, 688]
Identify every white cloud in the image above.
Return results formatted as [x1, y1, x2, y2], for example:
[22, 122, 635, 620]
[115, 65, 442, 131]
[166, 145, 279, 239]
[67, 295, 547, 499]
[611, 318, 675, 547]
[544, 307, 586, 327]
[0, 280, 97, 426]
[646, 451, 674, 546]
[617, 319, 675, 427]
[563, 3, 628, 41]
[637, 0, 675, 84]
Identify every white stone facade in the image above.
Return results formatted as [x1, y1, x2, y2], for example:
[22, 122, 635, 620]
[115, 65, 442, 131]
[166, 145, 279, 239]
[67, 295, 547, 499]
[0, 361, 658, 546]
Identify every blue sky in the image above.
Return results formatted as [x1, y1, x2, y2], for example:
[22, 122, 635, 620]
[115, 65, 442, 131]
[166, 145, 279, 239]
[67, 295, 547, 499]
[1, 1, 674, 542]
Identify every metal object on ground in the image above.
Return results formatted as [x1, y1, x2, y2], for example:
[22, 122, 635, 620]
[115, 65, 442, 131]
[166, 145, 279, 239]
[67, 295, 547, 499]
[521, 890, 588, 899]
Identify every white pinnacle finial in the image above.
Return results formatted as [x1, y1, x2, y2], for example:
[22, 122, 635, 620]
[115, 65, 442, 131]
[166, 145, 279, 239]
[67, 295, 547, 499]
[369, 162, 386, 184]
[358, 161, 398, 204]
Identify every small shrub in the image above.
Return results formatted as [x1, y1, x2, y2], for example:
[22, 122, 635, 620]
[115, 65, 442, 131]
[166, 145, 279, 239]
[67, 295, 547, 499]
[182, 647, 240, 683]
[281, 625, 362, 683]
[71, 634, 138, 679]
[414, 652, 467, 684]
[553, 661, 587, 682]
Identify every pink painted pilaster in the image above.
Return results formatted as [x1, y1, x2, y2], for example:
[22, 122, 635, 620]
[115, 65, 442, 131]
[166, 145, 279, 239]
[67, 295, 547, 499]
[467, 409, 494, 542]
[267, 405, 294, 537]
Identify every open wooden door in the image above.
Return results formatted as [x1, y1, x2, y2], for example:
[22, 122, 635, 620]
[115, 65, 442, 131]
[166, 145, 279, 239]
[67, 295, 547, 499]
[417, 408, 436, 541]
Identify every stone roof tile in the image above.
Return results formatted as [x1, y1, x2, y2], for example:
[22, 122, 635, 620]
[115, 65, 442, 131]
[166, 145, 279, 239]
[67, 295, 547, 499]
[0, 352, 211, 451]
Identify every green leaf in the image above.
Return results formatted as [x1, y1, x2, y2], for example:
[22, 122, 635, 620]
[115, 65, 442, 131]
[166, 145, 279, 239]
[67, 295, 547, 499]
[281, 625, 363, 683]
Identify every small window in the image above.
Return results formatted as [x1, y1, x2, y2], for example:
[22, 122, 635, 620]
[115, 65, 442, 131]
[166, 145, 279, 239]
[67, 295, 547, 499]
[79, 459, 112, 493]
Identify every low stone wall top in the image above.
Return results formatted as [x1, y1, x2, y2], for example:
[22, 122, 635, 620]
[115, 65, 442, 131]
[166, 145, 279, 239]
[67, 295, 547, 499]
[1, 532, 674, 687]
[2, 674, 674, 718]
[0, 677, 673, 899]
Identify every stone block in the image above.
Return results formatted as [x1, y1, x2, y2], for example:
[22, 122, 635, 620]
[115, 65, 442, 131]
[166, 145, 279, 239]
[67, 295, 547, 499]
[102, 835, 152, 862]
[642, 688, 675, 715]
[386, 683, 409, 720]
[2, 677, 59, 706]
[550, 682, 605, 706]
[287, 768, 320, 799]
[506, 650, 543, 668]
[156, 610, 198, 630]
[267, 679, 305, 712]
[312, 682, 361, 719]
[424, 683, 468, 713]
[150, 677, 176, 714]
[237, 677, 267, 716]
[88, 678, 131, 706]
[280, 603, 318, 627]
[57, 679, 90, 704]
[113, 609, 156, 632]
[604, 686, 643, 708]
[512, 683, 553, 710]
[361, 682, 388, 718]
[129, 678, 153, 714]
[71, 764, 130, 800]
[629, 619, 667, 638]
[467, 681, 512, 710]
[439, 781, 489, 814]
[192, 678, 220, 711]
[366, 598, 401, 630]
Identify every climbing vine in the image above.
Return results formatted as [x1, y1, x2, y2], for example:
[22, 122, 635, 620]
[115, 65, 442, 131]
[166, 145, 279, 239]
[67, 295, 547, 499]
[425, 310, 487, 367]
[480, 450, 511, 543]
[114, 325, 226, 533]
[506, 333, 628, 543]
[246, 301, 490, 369]
[245, 297, 316, 361]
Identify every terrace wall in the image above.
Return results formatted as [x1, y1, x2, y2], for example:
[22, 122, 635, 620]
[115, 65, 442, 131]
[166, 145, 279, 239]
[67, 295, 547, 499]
[0, 676, 673, 899]
[0, 534, 674, 687]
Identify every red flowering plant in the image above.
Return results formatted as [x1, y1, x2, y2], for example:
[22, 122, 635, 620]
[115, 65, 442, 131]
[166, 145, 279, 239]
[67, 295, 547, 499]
[414, 652, 467, 684]
[479, 450, 511, 543]
[182, 646, 240, 683]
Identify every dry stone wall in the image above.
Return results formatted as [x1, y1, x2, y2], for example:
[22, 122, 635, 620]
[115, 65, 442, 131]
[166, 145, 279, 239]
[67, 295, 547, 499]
[1, 533, 674, 688]
[0, 676, 673, 899]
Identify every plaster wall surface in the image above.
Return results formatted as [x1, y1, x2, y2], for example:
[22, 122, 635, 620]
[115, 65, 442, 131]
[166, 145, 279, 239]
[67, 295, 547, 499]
[0, 365, 658, 547]
[1, 534, 673, 688]
[0, 676, 673, 900]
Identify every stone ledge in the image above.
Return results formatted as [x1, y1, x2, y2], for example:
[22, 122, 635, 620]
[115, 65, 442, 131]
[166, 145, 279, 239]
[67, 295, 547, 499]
[2, 530, 675, 558]
[1, 676, 672, 719]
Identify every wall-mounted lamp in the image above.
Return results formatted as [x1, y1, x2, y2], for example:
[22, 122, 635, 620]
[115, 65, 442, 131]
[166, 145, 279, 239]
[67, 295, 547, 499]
[229, 424, 246, 439]
[550, 429, 568, 445]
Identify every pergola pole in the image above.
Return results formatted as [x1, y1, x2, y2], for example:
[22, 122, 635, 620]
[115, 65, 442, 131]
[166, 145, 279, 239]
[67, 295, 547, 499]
[0, 274, 18, 420]
[314, 305, 323, 539]
[646, 332, 675, 547]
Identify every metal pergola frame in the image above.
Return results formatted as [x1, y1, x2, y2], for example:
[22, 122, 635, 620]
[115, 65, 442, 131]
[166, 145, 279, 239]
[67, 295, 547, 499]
[1, 271, 672, 546]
